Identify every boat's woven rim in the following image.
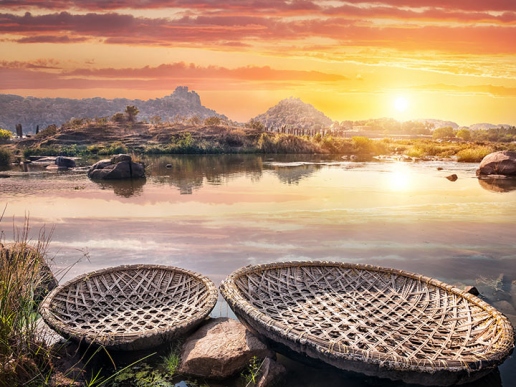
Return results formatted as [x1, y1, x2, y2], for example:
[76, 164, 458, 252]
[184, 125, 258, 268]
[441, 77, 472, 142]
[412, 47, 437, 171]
[220, 260, 515, 373]
[40, 264, 218, 345]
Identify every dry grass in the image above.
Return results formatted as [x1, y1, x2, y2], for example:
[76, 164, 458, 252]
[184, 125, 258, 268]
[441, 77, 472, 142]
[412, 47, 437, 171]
[0, 216, 55, 386]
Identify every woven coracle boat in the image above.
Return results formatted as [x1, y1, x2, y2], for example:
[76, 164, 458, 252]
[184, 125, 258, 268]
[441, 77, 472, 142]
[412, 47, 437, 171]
[40, 264, 218, 351]
[220, 261, 515, 386]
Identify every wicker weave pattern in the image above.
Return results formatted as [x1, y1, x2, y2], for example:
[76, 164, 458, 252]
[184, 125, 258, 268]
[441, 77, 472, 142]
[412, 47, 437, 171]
[221, 261, 515, 377]
[41, 265, 218, 350]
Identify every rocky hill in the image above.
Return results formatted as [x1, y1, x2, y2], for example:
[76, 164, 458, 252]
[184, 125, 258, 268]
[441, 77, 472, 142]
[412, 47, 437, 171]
[253, 97, 333, 130]
[0, 86, 226, 135]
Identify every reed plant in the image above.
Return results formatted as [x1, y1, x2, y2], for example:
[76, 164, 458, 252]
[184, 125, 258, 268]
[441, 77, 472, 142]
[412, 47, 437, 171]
[0, 216, 54, 386]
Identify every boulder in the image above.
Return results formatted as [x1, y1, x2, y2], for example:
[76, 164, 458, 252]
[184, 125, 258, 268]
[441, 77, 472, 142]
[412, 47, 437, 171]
[179, 317, 275, 380]
[446, 174, 458, 182]
[476, 151, 516, 177]
[87, 154, 145, 180]
[55, 156, 76, 169]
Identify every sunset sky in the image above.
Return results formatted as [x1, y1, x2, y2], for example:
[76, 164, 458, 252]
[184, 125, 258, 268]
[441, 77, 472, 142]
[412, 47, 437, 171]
[1, 1, 516, 125]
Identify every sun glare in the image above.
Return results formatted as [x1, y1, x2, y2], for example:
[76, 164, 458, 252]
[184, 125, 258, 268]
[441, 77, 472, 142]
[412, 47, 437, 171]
[394, 97, 409, 113]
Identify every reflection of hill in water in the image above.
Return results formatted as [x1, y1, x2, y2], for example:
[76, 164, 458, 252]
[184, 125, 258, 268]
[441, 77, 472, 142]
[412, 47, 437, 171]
[148, 155, 263, 194]
[93, 178, 146, 198]
[478, 177, 516, 193]
[265, 162, 322, 185]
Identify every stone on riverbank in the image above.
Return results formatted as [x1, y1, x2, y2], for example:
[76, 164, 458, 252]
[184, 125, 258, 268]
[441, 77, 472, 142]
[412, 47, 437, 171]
[179, 317, 275, 380]
[255, 357, 287, 387]
[476, 151, 516, 177]
[87, 154, 145, 180]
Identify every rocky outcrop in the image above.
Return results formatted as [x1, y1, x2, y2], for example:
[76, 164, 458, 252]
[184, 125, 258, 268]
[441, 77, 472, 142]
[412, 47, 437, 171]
[476, 151, 516, 177]
[179, 317, 274, 379]
[87, 154, 145, 180]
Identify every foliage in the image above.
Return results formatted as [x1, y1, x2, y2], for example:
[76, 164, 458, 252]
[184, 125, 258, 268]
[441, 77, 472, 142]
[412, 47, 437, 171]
[351, 136, 375, 156]
[241, 356, 263, 386]
[125, 105, 139, 122]
[187, 116, 201, 126]
[0, 217, 54, 386]
[0, 148, 12, 167]
[204, 116, 222, 126]
[456, 128, 471, 141]
[111, 113, 125, 123]
[0, 128, 12, 143]
[98, 142, 129, 155]
[35, 124, 58, 139]
[456, 145, 493, 162]
[432, 126, 455, 140]
[257, 133, 320, 154]
[246, 119, 265, 131]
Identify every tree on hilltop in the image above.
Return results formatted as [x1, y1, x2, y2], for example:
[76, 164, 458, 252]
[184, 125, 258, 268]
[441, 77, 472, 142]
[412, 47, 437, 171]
[125, 105, 139, 122]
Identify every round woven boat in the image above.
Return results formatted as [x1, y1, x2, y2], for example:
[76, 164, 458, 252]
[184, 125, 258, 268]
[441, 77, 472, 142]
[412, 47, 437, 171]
[40, 264, 218, 351]
[220, 261, 515, 386]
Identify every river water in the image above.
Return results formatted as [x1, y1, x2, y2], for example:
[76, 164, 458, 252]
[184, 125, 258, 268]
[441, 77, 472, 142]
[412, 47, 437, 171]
[1, 154, 515, 386]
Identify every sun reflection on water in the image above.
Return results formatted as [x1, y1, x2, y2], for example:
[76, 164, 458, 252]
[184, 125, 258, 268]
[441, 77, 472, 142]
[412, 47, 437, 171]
[387, 163, 412, 192]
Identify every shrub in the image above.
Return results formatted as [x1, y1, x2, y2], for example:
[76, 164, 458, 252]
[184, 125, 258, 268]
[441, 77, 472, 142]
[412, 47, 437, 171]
[257, 133, 320, 154]
[204, 116, 222, 126]
[35, 125, 57, 139]
[98, 141, 128, 155]
[456, 145, 493, 162]
[352, 136, 375, 155]
[0, 148, 12, 167]
[0, 128, 12, 143]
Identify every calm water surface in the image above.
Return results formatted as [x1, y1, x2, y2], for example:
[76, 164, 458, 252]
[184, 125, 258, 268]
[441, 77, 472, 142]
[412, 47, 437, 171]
[1, 154, 515, 386]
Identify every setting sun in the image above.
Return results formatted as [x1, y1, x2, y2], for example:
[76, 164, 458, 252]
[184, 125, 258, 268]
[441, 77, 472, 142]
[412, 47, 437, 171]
[394, 97, 409, 113]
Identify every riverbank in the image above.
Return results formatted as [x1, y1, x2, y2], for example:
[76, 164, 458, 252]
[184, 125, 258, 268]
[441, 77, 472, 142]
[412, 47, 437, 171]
[2, 120, 516, 167]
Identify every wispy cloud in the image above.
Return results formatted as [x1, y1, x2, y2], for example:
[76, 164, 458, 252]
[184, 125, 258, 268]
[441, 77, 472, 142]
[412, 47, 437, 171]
[0, 61, 348, 90]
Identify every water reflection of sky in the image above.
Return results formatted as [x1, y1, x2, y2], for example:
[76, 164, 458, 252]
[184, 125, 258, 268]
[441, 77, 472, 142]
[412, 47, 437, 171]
[2, 155, 516, 385]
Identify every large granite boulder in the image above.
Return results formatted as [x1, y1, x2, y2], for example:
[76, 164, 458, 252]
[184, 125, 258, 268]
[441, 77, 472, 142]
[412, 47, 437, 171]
[179, 317, 275, 380]
[88, 154, 145, 180]
[476, 151, 516, 177]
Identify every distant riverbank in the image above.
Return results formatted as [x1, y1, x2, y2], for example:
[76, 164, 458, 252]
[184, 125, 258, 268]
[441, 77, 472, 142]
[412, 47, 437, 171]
[2, 120, 516, 169]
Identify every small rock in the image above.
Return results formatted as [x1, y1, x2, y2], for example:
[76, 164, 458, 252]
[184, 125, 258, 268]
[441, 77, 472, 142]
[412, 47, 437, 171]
[179, 317, 274, 379]
[437, 167, 443, 171]
[446, 174, 458, 181]
[464, 286, 480, 296]
[166, 164, 172, 168]
[256, 357, 287, 387]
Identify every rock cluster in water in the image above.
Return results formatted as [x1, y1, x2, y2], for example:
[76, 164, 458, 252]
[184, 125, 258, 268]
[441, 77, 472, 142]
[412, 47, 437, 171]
[87, 154, 145, 180]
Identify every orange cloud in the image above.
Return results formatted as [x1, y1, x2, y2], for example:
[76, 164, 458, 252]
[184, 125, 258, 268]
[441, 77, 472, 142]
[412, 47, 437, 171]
[0, 62, 348, 90]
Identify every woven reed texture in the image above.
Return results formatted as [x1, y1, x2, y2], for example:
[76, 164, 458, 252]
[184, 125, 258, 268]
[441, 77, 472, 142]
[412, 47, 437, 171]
[40, 264, 218, 350]
[221, 261, 515, 384]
